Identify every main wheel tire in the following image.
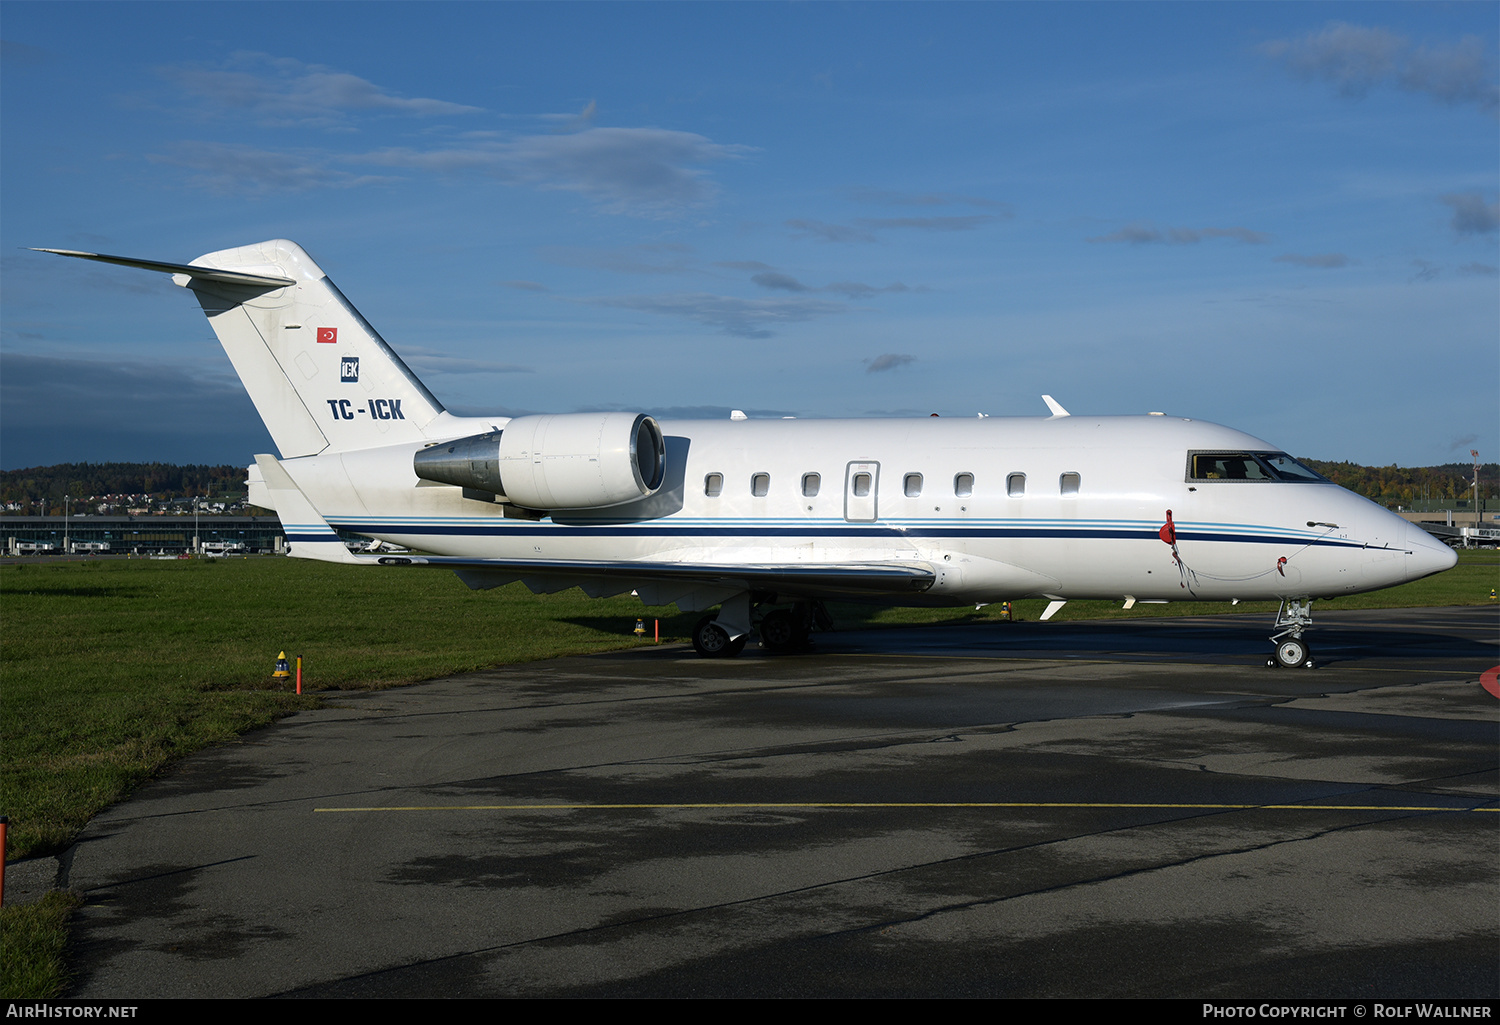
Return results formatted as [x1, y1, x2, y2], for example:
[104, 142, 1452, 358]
[693, 615, 733, 657]
[759, 609, 798, 653]
[1274, 637, 1309, 669]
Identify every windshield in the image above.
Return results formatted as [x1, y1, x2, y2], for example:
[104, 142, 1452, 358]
[1188, 451, 1326, 483]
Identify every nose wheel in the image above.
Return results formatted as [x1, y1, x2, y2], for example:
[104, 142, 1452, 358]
[1271, 637, 1313, 669]
[1268, 598, 1316, 668]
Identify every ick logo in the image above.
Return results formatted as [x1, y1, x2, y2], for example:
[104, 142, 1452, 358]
[317, 327, 338, 344]
[340, 356, 359, 383]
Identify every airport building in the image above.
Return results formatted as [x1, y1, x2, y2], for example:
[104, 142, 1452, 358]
[1391, 497, 1495, 527]
[3, 515, 292, 555]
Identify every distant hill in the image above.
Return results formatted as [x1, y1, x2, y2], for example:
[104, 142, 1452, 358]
[1, 463, 248, 515]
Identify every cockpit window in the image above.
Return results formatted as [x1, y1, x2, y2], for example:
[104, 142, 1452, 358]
[1188, 451, 1326, 483]
[1259, 454, 1325, 482]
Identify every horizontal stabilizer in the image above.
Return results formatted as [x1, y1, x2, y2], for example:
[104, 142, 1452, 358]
[31, 248, 295, 288]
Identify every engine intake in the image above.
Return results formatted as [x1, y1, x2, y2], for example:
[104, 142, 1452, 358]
[414, 412, 665, 510]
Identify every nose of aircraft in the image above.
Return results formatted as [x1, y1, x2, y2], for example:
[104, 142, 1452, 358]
[1402, 521, 1459, 582]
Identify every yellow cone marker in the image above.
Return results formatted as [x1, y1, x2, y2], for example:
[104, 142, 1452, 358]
[272, 651, 291, 678]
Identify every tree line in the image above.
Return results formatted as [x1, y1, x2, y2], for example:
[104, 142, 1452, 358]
[1301, 460, 1496, 504]
[2, 458, 1493, 514]
[1, 463, 249, 514]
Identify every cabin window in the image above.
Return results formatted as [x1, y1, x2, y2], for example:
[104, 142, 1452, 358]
[704, 473, 723, 497]
[751, 473, 770, 497]
[802, 473, 821, 498]
[904, 473, 923, 498]
[954, 473, 974, 498]
[1007, 473, 1026, 497]
[1060, 472, 1080, 496]
[852, 472, 872, 498]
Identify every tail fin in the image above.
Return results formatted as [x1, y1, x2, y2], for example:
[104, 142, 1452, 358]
[36, 240, 445, 457]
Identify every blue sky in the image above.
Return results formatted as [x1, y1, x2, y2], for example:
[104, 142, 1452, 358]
[2, 1, 1496, 470]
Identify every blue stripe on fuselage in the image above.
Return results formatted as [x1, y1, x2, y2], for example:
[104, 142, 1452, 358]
[324, 519, 1362, 549]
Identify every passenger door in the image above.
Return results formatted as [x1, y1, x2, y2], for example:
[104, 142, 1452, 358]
[844, 461, 879, 522]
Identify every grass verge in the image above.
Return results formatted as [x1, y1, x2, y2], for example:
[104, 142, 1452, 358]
[0, 891, 81, 998]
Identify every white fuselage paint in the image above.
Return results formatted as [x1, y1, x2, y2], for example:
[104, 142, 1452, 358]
[36, 240, 1455, 612]
[281, 412, 1455, 605]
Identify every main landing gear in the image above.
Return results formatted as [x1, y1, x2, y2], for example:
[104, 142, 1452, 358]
[691, 616, 748, 657]
[691, 597, 830, 658]
[1268, 597, 1316, 669]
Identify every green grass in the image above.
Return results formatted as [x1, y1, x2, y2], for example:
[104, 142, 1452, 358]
[0, 891, 80, 997]
[0, 549, 1493, 998]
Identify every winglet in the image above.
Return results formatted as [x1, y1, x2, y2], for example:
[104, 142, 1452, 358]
[253, 455, 378, 565]
[1042, 395, 1070, 417]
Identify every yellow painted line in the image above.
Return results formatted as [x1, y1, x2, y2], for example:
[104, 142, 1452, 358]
[314, 801, 1498, 813]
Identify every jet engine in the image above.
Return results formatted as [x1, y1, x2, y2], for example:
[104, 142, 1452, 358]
[414, 412, 665, 510]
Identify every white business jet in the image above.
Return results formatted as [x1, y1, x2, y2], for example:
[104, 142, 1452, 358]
[35, 240, 1457, 665]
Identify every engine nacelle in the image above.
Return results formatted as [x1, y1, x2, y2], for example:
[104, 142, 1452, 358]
[413, 412, 665, 510]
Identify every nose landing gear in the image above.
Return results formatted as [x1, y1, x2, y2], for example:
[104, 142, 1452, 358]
[1268, 597, 1316, 668]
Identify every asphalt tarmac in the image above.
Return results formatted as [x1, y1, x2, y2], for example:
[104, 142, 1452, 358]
[59, 606, 1498, 998]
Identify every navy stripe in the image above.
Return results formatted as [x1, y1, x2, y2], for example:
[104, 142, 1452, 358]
[327, 521, 1365, 550]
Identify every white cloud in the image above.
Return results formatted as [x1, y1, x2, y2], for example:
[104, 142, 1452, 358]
[786, 219, 879, 244]
[535, 243, 698, 275]
[153, 127, 748, 212]
[865, 353, 914, 373]
[740, 268, 914, 298]
[146, 142, 397, 194]
[1259, 23, 1498, 115]
[750, 271, 810, 292]
[823, 281, 913, 299]
[1440, 193, 1499, 236]
[1087, 222, 1270, 245]
[362, 127, 750, 213]
[1409, 258, 1441, 282]
[578, 292, 847, 338]
[160, 52, 483, 126]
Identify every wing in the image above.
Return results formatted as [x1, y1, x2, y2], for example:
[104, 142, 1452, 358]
[257, 453, 936, 606]
[380, 553, 936, 606]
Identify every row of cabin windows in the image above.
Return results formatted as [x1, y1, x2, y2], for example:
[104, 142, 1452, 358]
[703, 471, 1082, 498]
